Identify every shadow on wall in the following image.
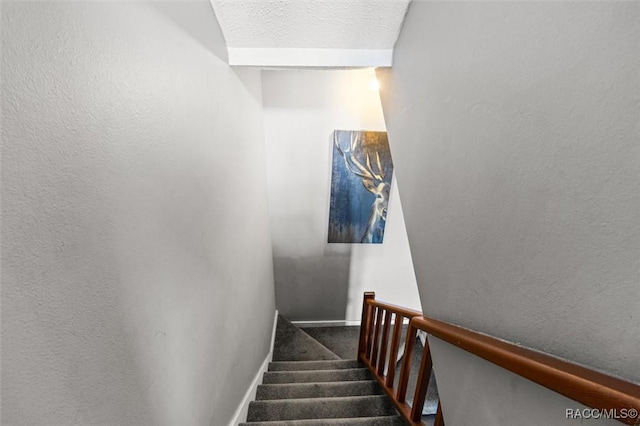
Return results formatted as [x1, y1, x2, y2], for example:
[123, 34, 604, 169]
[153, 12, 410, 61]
[151, 3, 267, 107]
[274, 245, 352, 321]
[263, 69, 420, 322]
[150, 2, 228, 63]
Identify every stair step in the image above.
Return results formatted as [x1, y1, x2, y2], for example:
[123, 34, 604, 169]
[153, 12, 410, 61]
[256, 380, 383, 400]
[240, 414, 407, 425]
[263, 369, 373, 384]
[273, 316, 340, 361]
[246, 395, 397, 422]
[269, 360, 362, 371]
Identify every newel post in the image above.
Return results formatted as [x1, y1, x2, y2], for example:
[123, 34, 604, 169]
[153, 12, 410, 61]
[358, 292, 375, 361]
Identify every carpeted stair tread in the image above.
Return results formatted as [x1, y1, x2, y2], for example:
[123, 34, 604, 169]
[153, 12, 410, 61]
[300, 326, 361, 359]
[273, 316, 340, 361]
[245, 315, 408, 425]
[263, 368, 373, 384]
[246, 395, 397, 422]
[240, 414, 407, 425]
[256, 380, 383, 400]
[268, 360, 361, 371]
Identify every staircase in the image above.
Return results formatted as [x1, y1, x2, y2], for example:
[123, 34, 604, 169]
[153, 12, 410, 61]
[241, 295, 640, 426]
[240, 316, 406, 425]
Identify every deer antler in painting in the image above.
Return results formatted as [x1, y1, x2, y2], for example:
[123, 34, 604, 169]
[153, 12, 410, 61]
[334, 132, 385, 182]
[333, 131, 391, 243]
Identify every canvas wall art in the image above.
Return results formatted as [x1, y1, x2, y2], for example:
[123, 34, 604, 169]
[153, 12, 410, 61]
[328, 130, 394, 244]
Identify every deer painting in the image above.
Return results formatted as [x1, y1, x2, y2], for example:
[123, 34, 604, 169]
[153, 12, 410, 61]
[328, 130, 394, 244]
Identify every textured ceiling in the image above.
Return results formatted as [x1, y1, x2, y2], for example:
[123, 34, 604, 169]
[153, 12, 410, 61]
[209, 0, 411, 66]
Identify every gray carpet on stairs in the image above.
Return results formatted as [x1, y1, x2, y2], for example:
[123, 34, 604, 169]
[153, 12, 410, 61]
[242, 316, 406, 426]
[300, 326, 361, 359]
[256, 380, 383, 400]
[246, 395, 397, 422]
[300, 324, 440, 418]
[299, 325, 411, 361]
[268, 360, 361, 371]
[240, 415, 407, 425]
[263, 368, 373, 384]
[273, 316, 340, 361]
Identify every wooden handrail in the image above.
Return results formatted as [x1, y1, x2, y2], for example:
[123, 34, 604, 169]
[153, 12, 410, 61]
[412, 315, 640, 426]
[358, 293, 640, 426]
[365, 298, 423, 319]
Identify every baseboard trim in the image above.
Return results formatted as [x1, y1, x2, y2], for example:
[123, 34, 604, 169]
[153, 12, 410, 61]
[228, 309, 278, 426]
[292, 320, 361, 328]
[269, 309, 278, 361]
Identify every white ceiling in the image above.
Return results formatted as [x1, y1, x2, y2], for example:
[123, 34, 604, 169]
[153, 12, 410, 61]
[209, 0, 411, 67]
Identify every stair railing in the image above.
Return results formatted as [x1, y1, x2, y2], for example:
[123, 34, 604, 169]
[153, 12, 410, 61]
[358, 292, 442, 426]
[358, 292, 640, 426]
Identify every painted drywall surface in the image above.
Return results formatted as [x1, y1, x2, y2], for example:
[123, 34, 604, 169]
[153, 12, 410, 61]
[428, 338, 619, 426]
[378, 1, 639, 424]
[210, 0, 409, 66]
[210, 0, 409, 49]
[1, 3, 275, 425]
[262, 69, 420, 321]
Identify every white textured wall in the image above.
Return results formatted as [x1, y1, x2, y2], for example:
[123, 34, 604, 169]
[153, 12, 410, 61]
[1, 2, 275, 425]
[210, 0, 409, 49]
[378, 2, 639, 425]
[262, 69, 420, 322]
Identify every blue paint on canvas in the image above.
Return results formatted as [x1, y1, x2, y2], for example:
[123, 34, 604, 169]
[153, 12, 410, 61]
[328, 130, 393, 244]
